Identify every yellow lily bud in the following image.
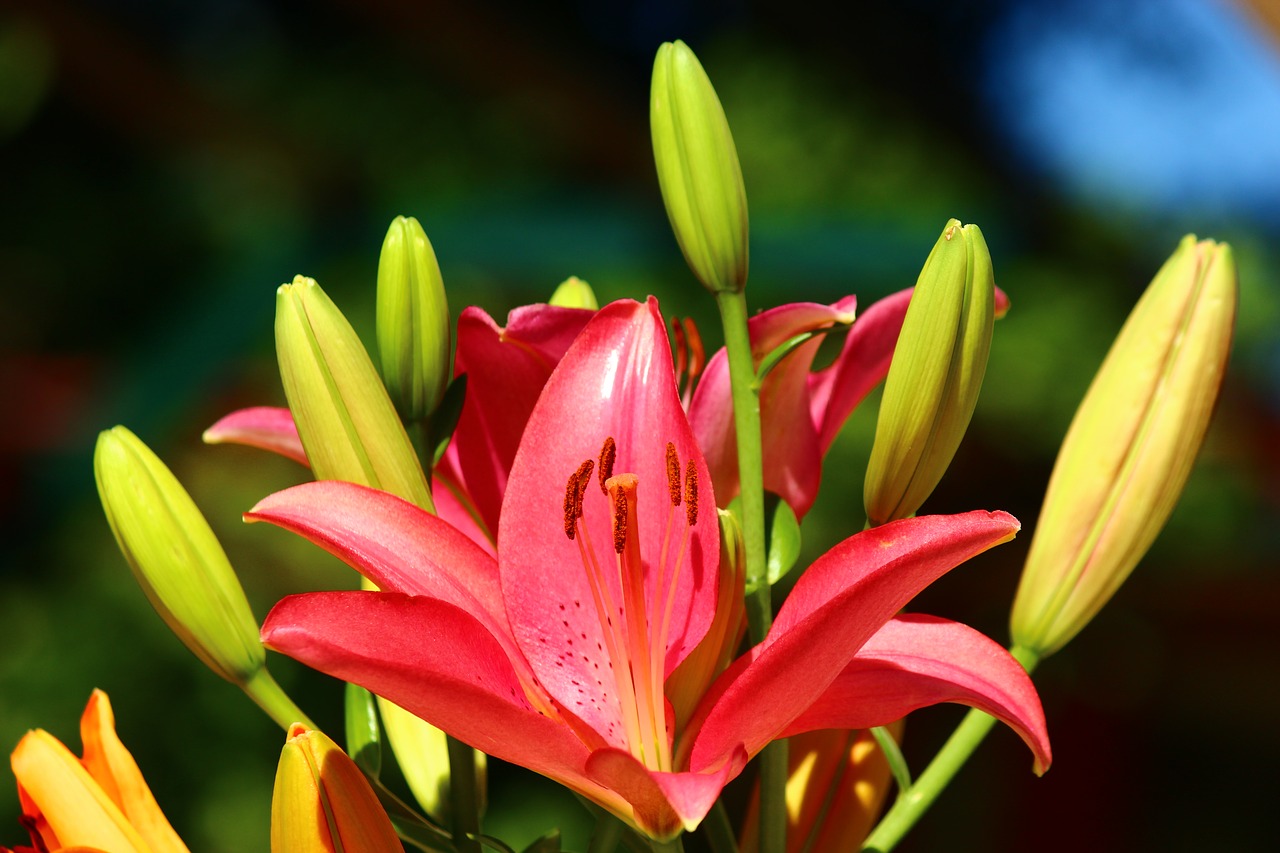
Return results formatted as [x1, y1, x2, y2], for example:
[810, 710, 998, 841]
[95, 426, 263, 685]
[376, 215, 452, 422]
[650, 39, 749, 294]
[864, 219, 995, 527]
[1011, 236, 1237, 657]
[740, 725, 899, 852]
[376, 701, 486, 825]
[272, 723, 404, 853]
[279, 278, 470, 815]
[9, 690, 190, 853]
[276, 275, 434, 513]
[548, 275, 598, 309]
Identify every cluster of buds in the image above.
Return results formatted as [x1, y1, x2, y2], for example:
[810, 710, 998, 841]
[3, 34, 1240, 853]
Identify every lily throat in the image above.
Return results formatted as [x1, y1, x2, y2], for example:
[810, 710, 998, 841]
[561, 437, 700, 771]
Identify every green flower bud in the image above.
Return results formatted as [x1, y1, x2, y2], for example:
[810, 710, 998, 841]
[376, 216, 451, 422]
[548, 275, 598, 310]
[1011, 236, 1237, 657]
[94, 426, 263, 685]
[864, 219, 995, 527]
[276, 275, 434, 512]
[650, 39, 749, 294]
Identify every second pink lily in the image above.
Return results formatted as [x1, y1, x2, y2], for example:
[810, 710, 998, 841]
[251, 298, 1049, 839]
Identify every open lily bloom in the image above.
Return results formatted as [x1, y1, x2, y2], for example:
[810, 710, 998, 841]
[6, 690, 189, 853]
[254, 298, 1050, 839]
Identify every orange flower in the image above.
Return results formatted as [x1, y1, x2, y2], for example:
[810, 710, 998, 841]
[6, 690, 189, 853]
[740, 725, 901, 852]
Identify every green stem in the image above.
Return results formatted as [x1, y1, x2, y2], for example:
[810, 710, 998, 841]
[714, 289, 786, 853]
[369, 775, 455, 852]
[860, 645, 1041, 852]
[715, 290, 769, 639]
[869, 726, 911, 795]
[648, 836, 685, 853]
[447, 736, 482, 853]
[702, 800, 740, 853]
[588, 813, 625, 853]
[241, 667, 317, 731]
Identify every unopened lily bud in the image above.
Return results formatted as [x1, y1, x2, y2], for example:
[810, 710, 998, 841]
[548, 275, 598, 310]
[651, 39, 749, 294]
[1011, 236, 1237, 657]
[377, 215, 451, 422]
[276, 275, 434, 512]
[94, 426, 264, 686]
[272, 724, 404, 853]
[864, 219, 995, 526]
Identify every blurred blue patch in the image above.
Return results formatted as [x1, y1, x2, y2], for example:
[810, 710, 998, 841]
[981, 0, 1280, 231]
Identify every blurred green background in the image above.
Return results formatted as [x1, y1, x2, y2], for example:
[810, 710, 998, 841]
[2, 0, 1277, 850]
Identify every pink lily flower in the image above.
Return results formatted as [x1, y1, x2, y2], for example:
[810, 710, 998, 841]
[204, 303, 594, 549]
[251, 298, 1049, 839]
[690, 287, 1009, 519]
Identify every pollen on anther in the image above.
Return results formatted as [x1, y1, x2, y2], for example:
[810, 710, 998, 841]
[684, 459, 699, 526]
[598, 437, 617, 493]
[573, 461, 592, 515]
[563, 470, 580, 539]
[612, 490, 628, 553]
[666, 442, 682, 507]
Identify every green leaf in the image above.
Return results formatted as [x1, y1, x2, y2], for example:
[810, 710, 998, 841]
[755, 331, 816, 383]
[344, 681, 383, 777]
[764, 493, 801, 586]
[429, 373, 469, 468]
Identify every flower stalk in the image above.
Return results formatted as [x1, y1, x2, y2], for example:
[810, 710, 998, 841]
[860, 645, 1041, 853]
[714, 288, 787, 853]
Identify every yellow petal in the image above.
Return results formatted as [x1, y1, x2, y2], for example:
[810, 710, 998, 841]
[272, 724, 404, 853]
[11, 729, 149, 853]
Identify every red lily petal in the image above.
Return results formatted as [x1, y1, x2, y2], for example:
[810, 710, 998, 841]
[808, 288, 912, 454]
[584, 744, 749, 839]
[431, 474, 497, 558]
[442, 304, 594, 538]
[261, 591, 626, 809]
[500, 298, 719, 751]
[203, 406, 308, 466]
[686, 511, 1019, 771]
[809, 285, 1009, 453]
[781, 614, 1051, 774]
[246, 481, 515, 656]
[689, 298, 857, 516]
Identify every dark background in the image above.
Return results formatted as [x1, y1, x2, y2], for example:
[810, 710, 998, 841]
[2, 0, 1278, 850]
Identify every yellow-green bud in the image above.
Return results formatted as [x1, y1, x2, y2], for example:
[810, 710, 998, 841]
[272, 723, 404, 853]
[1011, 236, 1237, 657]
[377, 699, 486, 824]
[376, 215, 451, 422]
[650, 39, 749, 294]
[864, 219, 996, 527]
[94, 426, 263, 685]
[279, 276, 464, 813]
[548, 275, 598, 309]
[275, 275, 434, 512]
